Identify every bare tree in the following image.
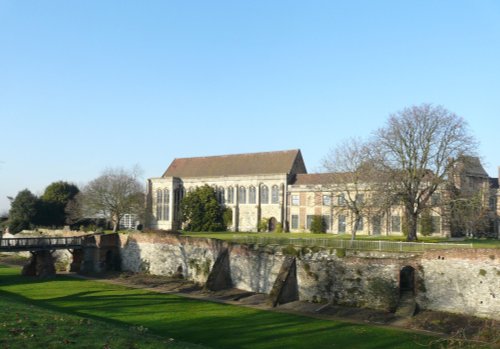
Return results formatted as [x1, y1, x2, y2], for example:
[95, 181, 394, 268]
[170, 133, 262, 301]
[77, 167, 145, 232]
[449, 193, 491, 237]
[373, 104, 477, 241]
[323, 138, 389, 240]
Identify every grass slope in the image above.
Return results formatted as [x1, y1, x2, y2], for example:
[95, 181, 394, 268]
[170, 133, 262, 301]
[0, 295, 206, 349]
[0, 265, 437, 349]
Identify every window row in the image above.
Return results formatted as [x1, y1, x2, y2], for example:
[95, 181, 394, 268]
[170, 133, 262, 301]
[290, 193, 365, 206]
[289, 214, 441, 234]
[214, 185, 281, 205]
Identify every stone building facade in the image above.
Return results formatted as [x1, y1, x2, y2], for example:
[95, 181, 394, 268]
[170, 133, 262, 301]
[147, 149, 499, 237]
[147, 150, 307, 232]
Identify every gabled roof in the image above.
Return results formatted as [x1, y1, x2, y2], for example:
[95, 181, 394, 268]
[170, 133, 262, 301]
[162, 149, 307, 178]
[292, 173, 337, 186]
[457, 156, 489, 178]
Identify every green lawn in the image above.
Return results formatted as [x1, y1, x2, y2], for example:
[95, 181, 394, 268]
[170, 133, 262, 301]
[182, 231, 500, 248]
[183, 231, 447, 242]
[0, 295, 205, 349]
[0, 265, 439, 349]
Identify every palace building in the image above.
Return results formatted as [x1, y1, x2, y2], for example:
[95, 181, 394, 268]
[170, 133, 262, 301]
[146, 149, 499, 237]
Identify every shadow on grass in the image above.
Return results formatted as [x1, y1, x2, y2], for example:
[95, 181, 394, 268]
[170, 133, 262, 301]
[0, 265, 436, 349]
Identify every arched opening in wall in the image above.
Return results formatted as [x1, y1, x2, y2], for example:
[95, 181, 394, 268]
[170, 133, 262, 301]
[268, 217, 277, 232]
[399, 266, 415, 294]
[105, 250, 114, 271]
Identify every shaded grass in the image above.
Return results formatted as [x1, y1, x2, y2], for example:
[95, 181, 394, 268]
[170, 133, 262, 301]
[0, 265, 437, 349]
[0, 295, 205, 349]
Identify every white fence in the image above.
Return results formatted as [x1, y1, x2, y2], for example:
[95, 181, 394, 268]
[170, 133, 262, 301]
[230, 236, 473, 252]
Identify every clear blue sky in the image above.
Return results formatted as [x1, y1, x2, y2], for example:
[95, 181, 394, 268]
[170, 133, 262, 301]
[1, 1, 499, 213]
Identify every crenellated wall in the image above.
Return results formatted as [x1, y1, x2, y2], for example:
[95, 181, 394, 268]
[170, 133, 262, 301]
[119, 233, 500, 320]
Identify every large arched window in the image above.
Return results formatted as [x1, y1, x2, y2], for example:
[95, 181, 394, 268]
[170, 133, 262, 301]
[239, 186, 246, 204]
[163, 189, 170, 221]
[271, 185, 279, 204]
[248, 186, 256, 204]
[261, 185, 269, 204]
[227, 187, 234, 204]
[156, 189, 163, 220]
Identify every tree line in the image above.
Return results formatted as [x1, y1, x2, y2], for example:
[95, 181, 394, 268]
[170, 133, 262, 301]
[2, 104, 493, 241]
[3, 168, 145, 234]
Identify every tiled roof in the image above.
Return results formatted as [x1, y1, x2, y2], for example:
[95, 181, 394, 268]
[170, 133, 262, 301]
[163, 149, 306, 178]
[291, 172, 355, 185]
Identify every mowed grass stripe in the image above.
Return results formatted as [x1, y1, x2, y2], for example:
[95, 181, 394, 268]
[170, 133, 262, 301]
[0, 296, 207, 349]
[0, 266, 436, 349]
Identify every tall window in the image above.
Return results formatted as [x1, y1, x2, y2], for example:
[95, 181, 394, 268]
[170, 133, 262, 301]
[249, 186, 256, 204]
[261, 185, 269, 204]
[291, 215, 299, 229]
[323, 215, 331, 230]
[218, 187, 225, 204]
[239, 186, 246, 204]
[338, 194, 346, 206]
[356, 217, 364, 231]
[322, 195, 331, 206]
[391, 215, 401, 232]
[156, 189, 163, 220]
[163, 189, 170, 221]
[306, 215, 314, 229]
[355, 194, 364, 204]
[227, 187, 234, 204]
[271, 185, 279, 204]
[338, 215, 346, 233]
[155, 189, 170, 221]
[490, 196, 497, 210]
[291, 195, 300, 206]
[431, 193, 441, 206]
[431, 216, 441, 233]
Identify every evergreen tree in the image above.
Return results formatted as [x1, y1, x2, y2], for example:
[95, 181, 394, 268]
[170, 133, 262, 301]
[8, 189, 38, 233]
[38, 181, 79, 227]
[181, 185, 225, 232]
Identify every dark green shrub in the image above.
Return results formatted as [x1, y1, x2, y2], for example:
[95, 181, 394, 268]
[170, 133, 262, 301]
[310, 215, 326, 233]
[180, 185, 225, 232]
[419, 210, 433, 236]
[223, 208, 233, 227]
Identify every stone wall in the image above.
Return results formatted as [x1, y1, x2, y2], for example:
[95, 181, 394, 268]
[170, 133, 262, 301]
[119, 233, 500, 320]
[120, 233, 225, 284]
[418, 249, 500, 319]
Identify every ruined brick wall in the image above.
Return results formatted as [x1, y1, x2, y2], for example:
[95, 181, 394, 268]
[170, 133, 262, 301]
[119, 233, 500, 320]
